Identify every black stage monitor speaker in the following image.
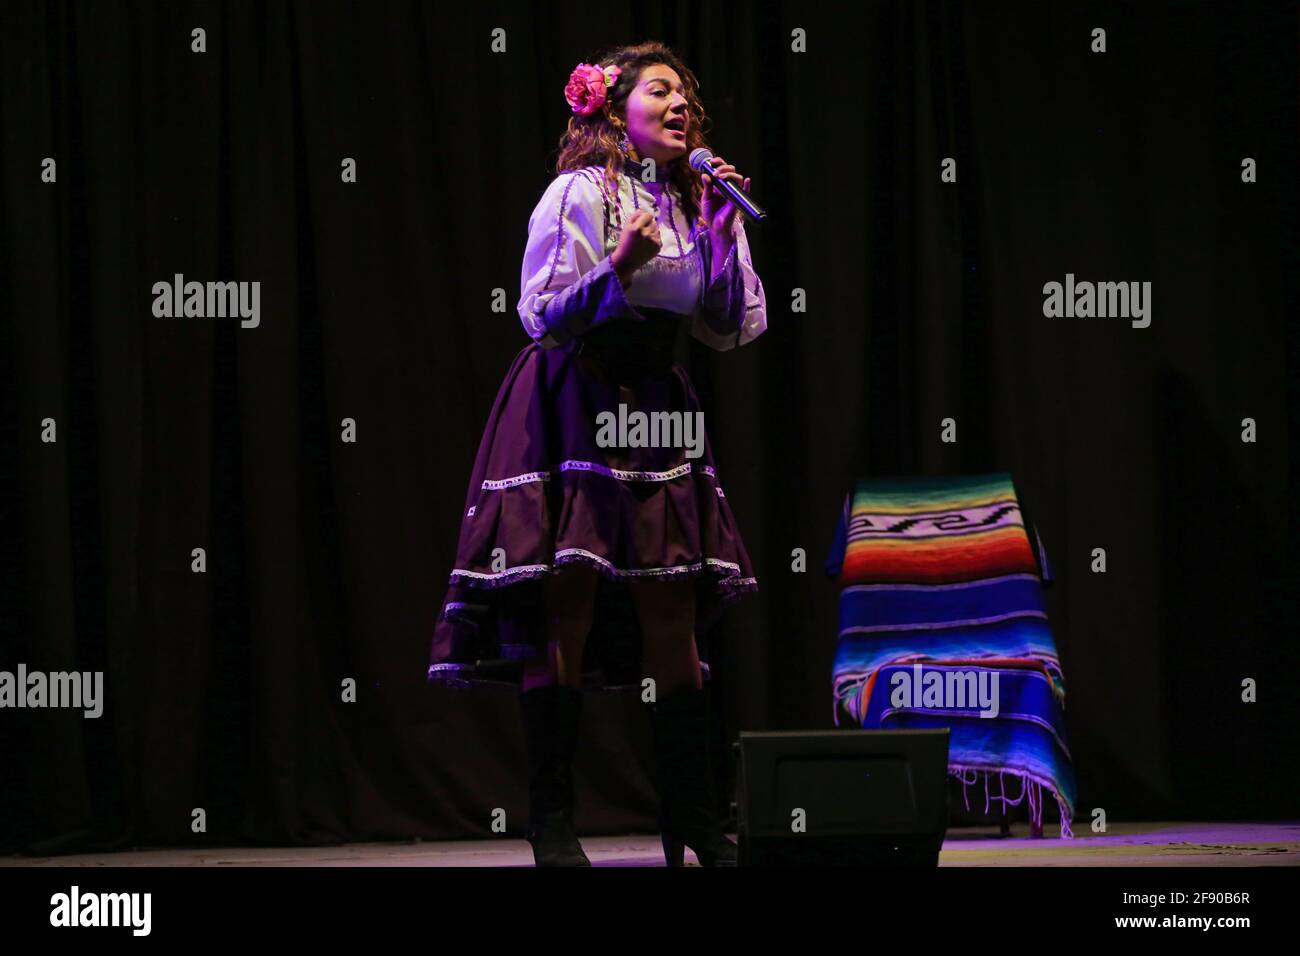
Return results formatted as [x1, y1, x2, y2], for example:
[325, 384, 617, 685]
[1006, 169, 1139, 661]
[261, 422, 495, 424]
[734, 729, 950, 867]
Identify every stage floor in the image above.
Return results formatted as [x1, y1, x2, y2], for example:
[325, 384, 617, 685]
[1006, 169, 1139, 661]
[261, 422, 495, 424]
[4, 821, 1298, 867]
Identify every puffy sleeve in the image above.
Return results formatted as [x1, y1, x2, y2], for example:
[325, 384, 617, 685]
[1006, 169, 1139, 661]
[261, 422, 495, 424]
[689, 218, 768, 351]
[518, 170, 644, 349]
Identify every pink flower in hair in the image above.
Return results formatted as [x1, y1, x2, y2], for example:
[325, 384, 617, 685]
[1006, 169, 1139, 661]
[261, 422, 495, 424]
[565, 62, 621, 117]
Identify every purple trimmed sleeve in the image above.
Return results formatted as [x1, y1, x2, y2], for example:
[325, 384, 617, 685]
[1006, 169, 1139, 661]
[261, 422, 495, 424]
[689, 220, 768, 351]
[518, 171, 643, 349]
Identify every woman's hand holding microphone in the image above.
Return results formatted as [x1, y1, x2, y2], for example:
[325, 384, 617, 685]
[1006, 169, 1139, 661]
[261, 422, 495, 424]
[701, 155, 750, 282]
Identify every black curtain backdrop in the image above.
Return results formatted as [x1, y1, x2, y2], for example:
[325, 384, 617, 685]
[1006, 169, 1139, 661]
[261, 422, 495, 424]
[1, 0, 1296, 852]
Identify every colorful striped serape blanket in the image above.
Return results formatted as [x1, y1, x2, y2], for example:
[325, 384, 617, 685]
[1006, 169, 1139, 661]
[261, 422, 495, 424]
[824, 473, 1076, 838]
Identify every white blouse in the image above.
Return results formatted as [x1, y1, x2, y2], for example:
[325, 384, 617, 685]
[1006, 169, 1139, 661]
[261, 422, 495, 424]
[518, 164, 767, 352]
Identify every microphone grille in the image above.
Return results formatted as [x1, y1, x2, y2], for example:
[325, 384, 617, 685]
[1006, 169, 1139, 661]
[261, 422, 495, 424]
[688, 147, 713, 173]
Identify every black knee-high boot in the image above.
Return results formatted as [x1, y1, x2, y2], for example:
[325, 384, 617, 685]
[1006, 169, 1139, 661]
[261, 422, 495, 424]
[519, 684, 591, 867]
[649, 686, 738, 867]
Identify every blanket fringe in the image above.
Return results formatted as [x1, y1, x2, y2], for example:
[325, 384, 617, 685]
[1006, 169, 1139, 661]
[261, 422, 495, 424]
[951, 767, 1074, 839]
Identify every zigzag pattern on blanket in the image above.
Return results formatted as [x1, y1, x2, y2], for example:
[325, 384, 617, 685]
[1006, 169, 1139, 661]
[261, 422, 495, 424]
[825, 472, 1077, 837]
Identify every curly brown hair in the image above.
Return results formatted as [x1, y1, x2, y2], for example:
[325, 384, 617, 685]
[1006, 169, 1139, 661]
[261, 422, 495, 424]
[553, 41, 713, 234]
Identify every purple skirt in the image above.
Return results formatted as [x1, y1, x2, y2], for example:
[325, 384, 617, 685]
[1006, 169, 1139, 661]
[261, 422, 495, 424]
[428, 308, 758, 689]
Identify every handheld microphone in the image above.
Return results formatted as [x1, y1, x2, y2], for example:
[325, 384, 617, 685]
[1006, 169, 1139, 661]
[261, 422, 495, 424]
[689, 147, 767, 223]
